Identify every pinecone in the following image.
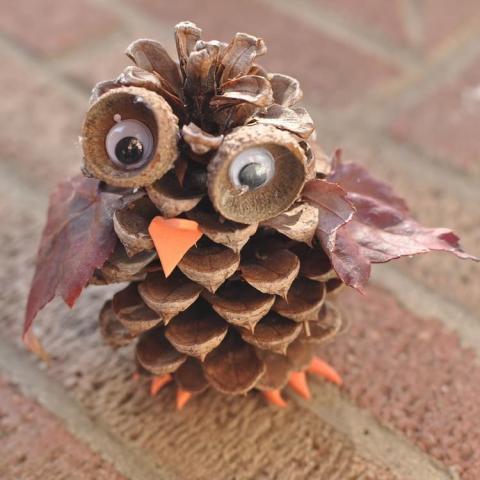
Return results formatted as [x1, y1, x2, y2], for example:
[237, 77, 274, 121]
[83, 21, 345, 406]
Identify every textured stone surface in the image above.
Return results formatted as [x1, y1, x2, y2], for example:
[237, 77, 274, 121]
[390, 52, 480, 177]
[419, 0, 480, 52]
[0, 0, 118, 55]
[0, 189, 398, 480]
[0, 48, 82, 190]
[313, 0, 409, 46]
[1, 0, 480, 478]
[0, 376, 125, 480]
[323, 287, 480, 480]
[130, 0, 399, 108]
[314, 0, 480, 52]
[58, 28, 175, 92]
[0, 184, 457, 480]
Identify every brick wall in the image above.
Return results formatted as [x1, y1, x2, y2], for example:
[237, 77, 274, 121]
[0, 0, 479, 479]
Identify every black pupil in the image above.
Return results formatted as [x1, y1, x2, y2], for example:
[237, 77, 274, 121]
[115, 136, 144, 165]
[238, 162, 268, 189]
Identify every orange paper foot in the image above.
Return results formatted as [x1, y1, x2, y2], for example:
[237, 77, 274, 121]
[176, 390, 192, 410]
[262, 389, 288, 408]
[150, 374, 173, 396]
[288, 371, 311, 400]
[307, 356, 343, 386]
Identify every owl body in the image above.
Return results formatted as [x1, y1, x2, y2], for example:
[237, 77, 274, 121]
[85, 22, 344, 399]
[25, 21, 473, 408]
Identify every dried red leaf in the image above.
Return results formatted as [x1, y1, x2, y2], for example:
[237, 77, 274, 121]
[322, 152, 478, 289]
[302, 178, 356, 249]
[24, 176, 123, 337]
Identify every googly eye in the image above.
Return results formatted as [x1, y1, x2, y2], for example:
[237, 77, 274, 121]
[208, 126, 308, 223]
[83, 86, 179, 188]
[229, 147, 275, 191]
[105, 119, 154, 170]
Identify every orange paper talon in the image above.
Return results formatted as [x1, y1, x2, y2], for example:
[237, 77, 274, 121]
[308, 356, 343, 386]
[23, 328, 50, 363]
[262, 390, 287, 408]
[176, 389, 192, 410]
[148, 216, 203, 277]
[150, 374, 173, 396]
[288, 371, 311, 400]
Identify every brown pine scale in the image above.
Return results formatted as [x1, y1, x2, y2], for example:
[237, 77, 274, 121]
[84, 21, 345, 401]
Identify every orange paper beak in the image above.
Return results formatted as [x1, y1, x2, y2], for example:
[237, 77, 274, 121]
[148, 216, 203, 277]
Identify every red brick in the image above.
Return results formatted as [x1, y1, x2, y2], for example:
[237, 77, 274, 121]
[312, 0, 409, 46]
[59, 28, 176, 91]
[313, 0, 480, 52]
[0, 0, 119, 56]
[0, 376, 125, 480]
[389, 52, 480, 177]
[323, 286, 480, 480]
[0, 47, 82, 190]
[420, 0, 480, 51]
[129, 0, 399, 109]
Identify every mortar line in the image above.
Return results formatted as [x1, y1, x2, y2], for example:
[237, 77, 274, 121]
[261, 0, 422, 71]
[266, 0, 480, 127]
[362, 129, 480, 202]
[360, 22, 480, 126]
[0, 333, 454, 480]
[0, 33, 88, 103]
[291, 383, 457, 480]
[372, 264, 480, 358]
[0, 338, 175, 480]
[401, 0, 424, 48]
[264, 0, 480, 193]
[309, 108, 480, 204]
[88, 0, 174, 39]
[363, 131, 480, 202]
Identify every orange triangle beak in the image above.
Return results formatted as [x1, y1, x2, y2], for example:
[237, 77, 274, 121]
[148, 216, 203, 277]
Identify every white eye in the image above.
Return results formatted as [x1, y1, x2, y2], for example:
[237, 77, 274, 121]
[229, 147, 275, 191]
[105, 119, 154, 170]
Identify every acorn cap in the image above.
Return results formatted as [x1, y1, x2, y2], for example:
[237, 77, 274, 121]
[82, 86, 179, 188]
[208, 125, 308, 223]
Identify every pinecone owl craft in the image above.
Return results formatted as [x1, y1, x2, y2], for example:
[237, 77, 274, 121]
[25, 22, 477, 409]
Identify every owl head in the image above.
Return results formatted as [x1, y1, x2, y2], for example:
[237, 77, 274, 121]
[81, 21, 321, 225]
